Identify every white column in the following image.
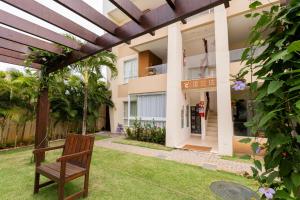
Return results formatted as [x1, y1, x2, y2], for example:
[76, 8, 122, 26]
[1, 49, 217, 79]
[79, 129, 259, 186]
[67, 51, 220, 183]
[214, 5, 233, 156]
[166, 22, 189, 148]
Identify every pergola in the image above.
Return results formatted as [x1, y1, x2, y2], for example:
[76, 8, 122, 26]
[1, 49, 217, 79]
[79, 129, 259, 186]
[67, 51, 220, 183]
[0, 0, 230, 156]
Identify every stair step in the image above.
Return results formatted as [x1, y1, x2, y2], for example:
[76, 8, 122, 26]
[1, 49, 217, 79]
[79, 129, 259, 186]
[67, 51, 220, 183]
[207, 127, 218, 132]
[206, 132, 218, 136]
[207, 122, 217, 126]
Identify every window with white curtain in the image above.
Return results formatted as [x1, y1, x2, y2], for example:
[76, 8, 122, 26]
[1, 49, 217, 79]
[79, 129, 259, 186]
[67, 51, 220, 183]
[137, 93, 166, 120]
[123, 101, 137, 125]
[123, 58, 138, 83]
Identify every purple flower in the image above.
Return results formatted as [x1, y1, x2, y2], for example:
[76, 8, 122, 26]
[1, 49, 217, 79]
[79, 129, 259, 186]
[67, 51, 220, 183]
[232, 80, 246, 91]
[259, 187, 275, 199]
[256, 146, 261, 154]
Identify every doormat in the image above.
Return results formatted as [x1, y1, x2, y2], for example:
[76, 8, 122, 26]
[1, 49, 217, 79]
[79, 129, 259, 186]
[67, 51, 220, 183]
[183, 144, 212, 152]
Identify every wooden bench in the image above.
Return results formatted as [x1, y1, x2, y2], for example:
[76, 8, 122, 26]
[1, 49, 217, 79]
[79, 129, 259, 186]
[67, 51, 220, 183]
[33, 134, 95, 200]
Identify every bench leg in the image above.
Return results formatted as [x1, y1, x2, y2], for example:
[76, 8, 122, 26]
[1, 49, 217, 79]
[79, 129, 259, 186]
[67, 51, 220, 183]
[34, 172, 40, 194]
[83, 173, 89, 198]
[58, 182, 64, 200]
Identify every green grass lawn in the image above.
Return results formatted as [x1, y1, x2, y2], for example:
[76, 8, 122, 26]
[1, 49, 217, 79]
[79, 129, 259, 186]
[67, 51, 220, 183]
[0, 145, 257, 200]
[114, 138, 173, 151]
[221, 154, 253, 164]
[95, 134, 110, 141]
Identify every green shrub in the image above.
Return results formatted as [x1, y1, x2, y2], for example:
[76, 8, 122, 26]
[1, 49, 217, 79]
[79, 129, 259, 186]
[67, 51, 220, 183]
[125, 119, 166, 145]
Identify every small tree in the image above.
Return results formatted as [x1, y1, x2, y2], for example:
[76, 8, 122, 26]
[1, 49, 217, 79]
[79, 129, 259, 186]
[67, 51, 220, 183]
[71, 51, 117, 135]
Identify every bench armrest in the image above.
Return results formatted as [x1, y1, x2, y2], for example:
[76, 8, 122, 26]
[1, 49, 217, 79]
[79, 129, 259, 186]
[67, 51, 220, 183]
[33, 145, 65, 154]
[56, 150, 92, 162]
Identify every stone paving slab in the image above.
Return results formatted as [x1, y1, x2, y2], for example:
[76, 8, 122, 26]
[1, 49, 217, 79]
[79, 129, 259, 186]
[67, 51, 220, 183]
[95, 137, 252, 174]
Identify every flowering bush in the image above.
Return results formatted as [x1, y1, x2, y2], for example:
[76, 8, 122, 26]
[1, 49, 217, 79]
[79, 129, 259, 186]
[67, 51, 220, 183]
[234, 1, 300, 199]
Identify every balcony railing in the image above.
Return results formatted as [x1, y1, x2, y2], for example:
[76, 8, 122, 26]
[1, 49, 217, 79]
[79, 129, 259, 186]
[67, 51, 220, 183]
[183, 53, 216, 80]
[183, 47, 267, 80]
[230, 46, 266, 62]
[147, 63, 167, 75]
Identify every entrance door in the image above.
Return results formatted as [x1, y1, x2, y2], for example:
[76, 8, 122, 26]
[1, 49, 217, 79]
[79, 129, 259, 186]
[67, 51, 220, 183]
[191, 106, 201, 134]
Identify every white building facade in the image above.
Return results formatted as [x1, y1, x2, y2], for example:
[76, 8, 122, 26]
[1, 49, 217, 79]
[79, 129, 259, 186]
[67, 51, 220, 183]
[104, 0, 277, 156]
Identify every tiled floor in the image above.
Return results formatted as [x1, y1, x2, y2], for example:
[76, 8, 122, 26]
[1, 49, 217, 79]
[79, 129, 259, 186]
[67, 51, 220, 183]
[180, 135, 218, 153]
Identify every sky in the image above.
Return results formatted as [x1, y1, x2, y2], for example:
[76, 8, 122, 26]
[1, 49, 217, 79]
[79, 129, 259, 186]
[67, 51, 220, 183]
[0, 0, 105, 71]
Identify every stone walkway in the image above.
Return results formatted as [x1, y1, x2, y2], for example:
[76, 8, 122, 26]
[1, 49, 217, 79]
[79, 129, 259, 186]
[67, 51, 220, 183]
[95, 136, 252, 174]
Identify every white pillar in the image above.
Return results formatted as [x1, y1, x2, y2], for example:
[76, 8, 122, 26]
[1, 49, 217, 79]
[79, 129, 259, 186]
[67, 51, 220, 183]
[166, 22, 189, 147]
[214, 5, 233, 156]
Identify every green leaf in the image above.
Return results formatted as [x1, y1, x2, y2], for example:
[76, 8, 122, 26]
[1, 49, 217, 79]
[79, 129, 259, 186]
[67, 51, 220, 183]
[251, 142, 259, 153]
[267, 171, 279, 184]
[251, 166, 258, 177]
[296, 135, 300, 143]
[267, 81, 284, 94]
[287, 40, 300, 53]
[239, 138, 251, 144]
[245, 13, 252, 18]
[241, 48, 250, 60]
[258, 110, 276, 128]
[249, 1, 263, 9]
[279, 159, 292, 176]
[291, 172, 300, 187]
[296, 100, 300, 110]
[289, 85, 300, 92]
[266, 50, 289, 66]
[254, 160, 262, 171]
[275, 190, 293, 200]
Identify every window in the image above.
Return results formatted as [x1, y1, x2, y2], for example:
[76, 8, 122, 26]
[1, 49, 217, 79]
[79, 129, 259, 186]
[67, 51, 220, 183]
[123, 101, 137, 125]
[137, 94, 166, 119]
[124, 93, 166, 127]
[124, 58, 138, 83]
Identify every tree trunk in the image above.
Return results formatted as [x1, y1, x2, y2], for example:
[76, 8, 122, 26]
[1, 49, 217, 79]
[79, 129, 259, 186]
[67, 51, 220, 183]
[21, 121, 27, 144]
[28, 120, 33, 142]
[82, 66, 89, 135]
[5, 120, 10, 145]
[14, 124, 19, 148]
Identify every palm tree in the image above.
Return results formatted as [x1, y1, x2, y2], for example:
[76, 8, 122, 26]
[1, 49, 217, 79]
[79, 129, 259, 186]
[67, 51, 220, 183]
[71, 51, 117, 135]
[0, 71, 11, 146]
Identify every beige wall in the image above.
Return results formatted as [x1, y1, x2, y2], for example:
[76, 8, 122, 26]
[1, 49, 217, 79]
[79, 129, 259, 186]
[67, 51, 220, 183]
[128, 74, 166, 94]
[108, 0, 279, 150]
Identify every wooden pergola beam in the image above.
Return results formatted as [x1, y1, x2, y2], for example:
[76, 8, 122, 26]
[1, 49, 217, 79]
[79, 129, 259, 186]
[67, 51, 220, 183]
[108, 0, 142, 24]
[98, 0, 229, 48]
[166, 0, 176, 10]
[0, 10, 82, 51]
[2, 0, 100, 44]
[0, 38, 30, 54]
[47, 0, 229, 72]
[0, 54, 41, 69]
[0, 47, 27, 60]
[0, 26, 62, 54]
[55, 0, 119, 36]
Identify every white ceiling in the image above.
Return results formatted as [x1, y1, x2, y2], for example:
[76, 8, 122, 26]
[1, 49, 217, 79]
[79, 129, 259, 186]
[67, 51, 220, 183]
[107, 0, 166, 25]
[133, 37, 168, 61]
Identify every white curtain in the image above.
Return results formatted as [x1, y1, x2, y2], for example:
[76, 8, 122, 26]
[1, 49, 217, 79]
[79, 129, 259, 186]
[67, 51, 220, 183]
[137, 94, 166, 119]
[124, 59, 138, 83]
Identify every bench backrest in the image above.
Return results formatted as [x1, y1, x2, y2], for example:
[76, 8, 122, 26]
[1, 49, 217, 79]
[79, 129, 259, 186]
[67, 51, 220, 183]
[63, 134, 95, 168]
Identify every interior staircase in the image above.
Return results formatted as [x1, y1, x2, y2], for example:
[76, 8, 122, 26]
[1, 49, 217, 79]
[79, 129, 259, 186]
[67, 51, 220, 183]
[206, 112, 218, 137]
